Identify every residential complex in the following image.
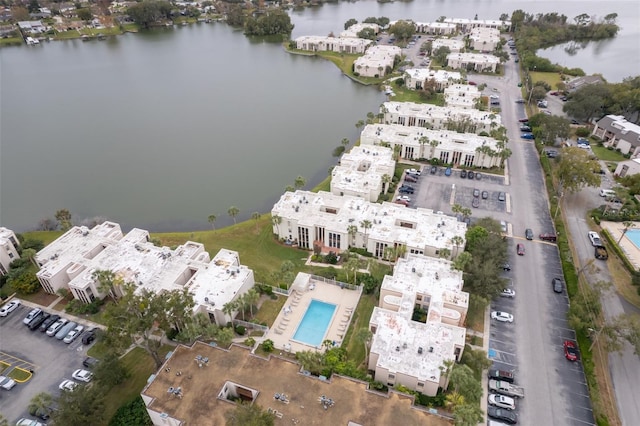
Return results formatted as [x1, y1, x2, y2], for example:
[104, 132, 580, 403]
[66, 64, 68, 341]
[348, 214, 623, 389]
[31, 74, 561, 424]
[468, 27, 501, 51]
[382, 101, 501, 133]
[615, 158, 640, 178]
[360, 123, 502, 168]
[294, 35, 372, 54]
[141, 342, 451, 426]
[0, 227, 20, 276]
[432, 38, 465, 53]
[414, 21, 457, 35]
[353, 45, 401, 78]
[446, 52, 500, 73]
[403, 68, 462, 91]
[592, 114, 640, 155]
[34, 222, 254, 325]
[368, 255, 467, 395]
[340, 22, 380, 38]
[331, 145, 396, 202]
[271, 190, 466, 260]
[443, 18, 511, 32]
[444, 84, 481, 109]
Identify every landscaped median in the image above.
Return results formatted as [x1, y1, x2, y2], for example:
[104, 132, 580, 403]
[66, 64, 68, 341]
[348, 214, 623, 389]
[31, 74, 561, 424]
[8, 367, 32, 383]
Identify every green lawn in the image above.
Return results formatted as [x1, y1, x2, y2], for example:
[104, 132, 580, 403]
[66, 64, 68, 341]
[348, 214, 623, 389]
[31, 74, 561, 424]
[529, 71, 563, 90]
[253, 295, 286, 325]
[0, 38, 23, 46]
[590, 145, 626, 162]
[343, 293, 377, 368]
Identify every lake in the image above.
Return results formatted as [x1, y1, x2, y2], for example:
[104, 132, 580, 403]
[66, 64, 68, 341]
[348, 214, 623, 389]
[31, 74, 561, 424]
[1, 0, 637, 232]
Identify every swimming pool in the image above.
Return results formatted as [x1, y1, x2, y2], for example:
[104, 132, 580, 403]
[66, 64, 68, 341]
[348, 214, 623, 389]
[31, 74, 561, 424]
[292, 300, 336, 347]
[625, 229, 640, 249]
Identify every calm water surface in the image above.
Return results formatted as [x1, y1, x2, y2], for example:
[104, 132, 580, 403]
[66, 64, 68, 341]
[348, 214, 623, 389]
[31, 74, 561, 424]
[1, 0, 638, 232]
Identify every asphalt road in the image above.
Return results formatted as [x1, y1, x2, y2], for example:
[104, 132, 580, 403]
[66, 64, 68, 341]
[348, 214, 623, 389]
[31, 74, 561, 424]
[564, 184, 640, 426]
[470, 51, 596, 425]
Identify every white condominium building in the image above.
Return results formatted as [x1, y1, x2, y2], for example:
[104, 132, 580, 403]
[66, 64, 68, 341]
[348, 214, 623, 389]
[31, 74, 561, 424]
[444, 84, 481, 109]
[331, 145, 396, 202]
[271, 190, 466, 260]
[413, 21, 457, 35]
[382, 101, 501, 133]
[444, 18, 511, 32]
[295, 35, 373, 54]
[432, 38, 465, 53]
[403, 68, 462, 91]
[0, 228, 20, 276]
[468, 27, 500, 52]
[446, 52, 500, 73]
[340, 23, 380, 38]
[353, 45, 402, 78]
[360, 123, 502, 168]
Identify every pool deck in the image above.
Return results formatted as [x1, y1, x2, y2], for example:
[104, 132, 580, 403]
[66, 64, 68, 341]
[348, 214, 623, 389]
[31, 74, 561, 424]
[600, 221, 640, 270]
[265, 276, 362, 354]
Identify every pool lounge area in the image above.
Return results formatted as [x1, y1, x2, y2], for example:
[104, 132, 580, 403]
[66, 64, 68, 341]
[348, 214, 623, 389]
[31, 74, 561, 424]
[600, 221, 640, 270]
[266, 273, 363, 354]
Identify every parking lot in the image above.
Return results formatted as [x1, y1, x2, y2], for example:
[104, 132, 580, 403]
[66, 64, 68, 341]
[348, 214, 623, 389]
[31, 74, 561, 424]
[398, 167, 512, 229]
[0, 302, 99, 423]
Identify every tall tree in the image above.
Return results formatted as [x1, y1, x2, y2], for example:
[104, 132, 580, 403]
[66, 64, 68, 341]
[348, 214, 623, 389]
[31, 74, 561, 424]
[294, 175, 306, 190]
[359, 220, 373, 249]
[93, 352, 130, 388]
[52, 384, 105, 425]
[92, 269, 121, 301]
[355, 327, 373, 368]
[448, 364, 482, 403]
[453, 403, 484, 426]
[208, 214, 217, 230]
[251, 212, 261, 231]
[228, 206, 240, 224]
[55, 209, 73, 231]
[556, 147, 601, 194]
[271, 214, 282, 235]
[28, 392, 53, 420]
[244, 288, 259, 316]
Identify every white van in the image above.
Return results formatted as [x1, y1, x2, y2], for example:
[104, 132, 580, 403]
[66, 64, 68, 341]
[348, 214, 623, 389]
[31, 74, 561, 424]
[599, 189, 615, 197]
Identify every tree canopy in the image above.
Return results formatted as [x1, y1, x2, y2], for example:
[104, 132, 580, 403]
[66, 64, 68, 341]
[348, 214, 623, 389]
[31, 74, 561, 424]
[388, 20, 415, 41]
[556, 147, 601, 194]
[245, 10, 294, 36]
[126, 1, 172, 29]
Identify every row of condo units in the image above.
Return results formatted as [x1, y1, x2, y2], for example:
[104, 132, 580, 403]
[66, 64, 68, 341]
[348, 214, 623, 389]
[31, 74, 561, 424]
[0, 227, 21, 276]
[34, 221, 254, 324]
[401, 18, 511, 35]
[294, 23, 381, 54]
[468, 27, 501, 51]
[382, 101, 501, 133]
[353, 45, 402, 78]
[331, 145, 396, 202]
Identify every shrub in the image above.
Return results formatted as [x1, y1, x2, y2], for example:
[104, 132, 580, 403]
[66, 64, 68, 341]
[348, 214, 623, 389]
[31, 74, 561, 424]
[243, 337, 256, 347]
[324, 251, 338, 264]
[575, 127, 590, 137]
[235, 325, 246, 336]
[262, 339, 274, 353]
[109, 397, 152, 426]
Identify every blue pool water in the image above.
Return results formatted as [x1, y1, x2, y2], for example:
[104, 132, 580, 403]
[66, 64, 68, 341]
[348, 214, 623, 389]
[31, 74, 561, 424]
[625, 229, 640, 249]
[292, 300, 336, 347]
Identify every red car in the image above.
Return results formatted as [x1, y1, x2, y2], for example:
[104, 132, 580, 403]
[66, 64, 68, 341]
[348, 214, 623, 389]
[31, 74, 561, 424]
[516, 243, 525, 256]
[468, 81, 477, 86]
[564, 340, 579, 361]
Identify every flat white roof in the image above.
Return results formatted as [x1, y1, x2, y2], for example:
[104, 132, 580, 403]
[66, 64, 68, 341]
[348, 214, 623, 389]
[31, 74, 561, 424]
[447, 52, 500, 64]
[361, 123, 500, 154]
[432, 38, 465, 52]
[340, 23, 380, 38]
[404, 68, 462, 84]
[370, 307, 465, 383]
[332, 145, 395, 194]
[606, 115, 640, 134]
[271, 191, 466, 253]
[444, 18, 511, 26]
[354, 45, 401, 70]
[295, 35, 373, 50]
[383, 101, 501, 128]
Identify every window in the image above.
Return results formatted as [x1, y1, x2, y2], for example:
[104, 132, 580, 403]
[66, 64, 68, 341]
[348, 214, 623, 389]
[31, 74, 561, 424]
[388, 374, 395, 380]
[418, 382, 424, 387]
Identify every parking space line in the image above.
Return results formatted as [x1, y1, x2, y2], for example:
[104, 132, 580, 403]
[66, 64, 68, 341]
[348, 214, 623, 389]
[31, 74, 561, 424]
[488, 347, 517, 358]
[566, 416, 595, 426]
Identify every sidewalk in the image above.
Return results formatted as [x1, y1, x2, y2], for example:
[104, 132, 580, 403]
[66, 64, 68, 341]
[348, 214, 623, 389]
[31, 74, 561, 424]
[467, 305, 491, 425]
[11, 294, 106, 331]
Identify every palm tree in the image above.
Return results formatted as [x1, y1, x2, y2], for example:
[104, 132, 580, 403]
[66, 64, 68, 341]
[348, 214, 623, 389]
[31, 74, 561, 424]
[251, 212, 261, 231]
[341, 138, 350, 147]
[244, 288, 259, 317]
[284, 185, 295, 192]
[355, 119, 365, 130]
[294, 175, 306, 190]
[444, 391, 465, 412]
[359, 219, 372, 250]
[355, 328, 373, 368]
[450, 235, 465, 257]
[207, 214, 217, 230]
[347, 224, 358, 247]
[439, 248, 452, 260]
[617, 221, 635, 244]
[92, 269, 119, 301]
[271, 214, 282, 235]
[228, 206, 240, 224]
[222, 301, 237, 321]
[429, 139, 440, 160]
[381, 174, 391, 194]
[419, 136, 429, 159]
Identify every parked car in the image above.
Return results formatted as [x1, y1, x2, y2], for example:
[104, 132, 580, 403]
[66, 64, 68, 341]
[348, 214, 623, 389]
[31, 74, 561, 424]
[39, 314, 60, 332]
[564, 340, 579, 361]
[472, 198, 480, 208]
[399, 186, 414, 194]
[0, 375, 16, 390]
[475, 172, 481, 180]
[500, 288, 516, 298]
[473, 189, 480, 198]
[64, 325, 85, 344]
[444, 167, 452, 176]
[520, 133, 534, 140]
[0, 299, 21, 317]
[16, 419, 46, 426]
[539, 233, 557, 242]
[430, 165, 437, 174]
[28, 312, 50, 331]
[467, 171, 475, 179]
[518, 118, 529, 123]
[482, 190, 489, 200]
[488, 369, 515, 383]
[498, 192, 506, 202]
[520, 125, 531, 132]
[46, 318, 68, 337]
[502, 262, 511, 271]
[56, 321, 77, 340]
[83, 356, 100, 369]
[546, 150, 558, 158]
[516, 243, 525, 255]
[468, 81, 477, 85]
[487, 407, 518, 424]
[397, 195, 411, 202]
[72, 369, 93, 383]
[500, 221, 508, 234]
[460, 170, 467, 179]
[491, 311, 514, 323]
[406, 168, 421, 176]
[23, 308, 42, 325]
[525, 228, 533, 240]
[395, 199, 410, 207]
[515, 99, 525, 104]
[404, 174, 418, 183]
[488, 394, 516, 410]
[552, 277, 563, 293]
[59, 379, 78, 392]
[588, 231, 602, 246]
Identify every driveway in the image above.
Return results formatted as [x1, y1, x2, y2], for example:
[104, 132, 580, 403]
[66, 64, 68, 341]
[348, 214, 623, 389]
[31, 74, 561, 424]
[0, 302, 99, 423]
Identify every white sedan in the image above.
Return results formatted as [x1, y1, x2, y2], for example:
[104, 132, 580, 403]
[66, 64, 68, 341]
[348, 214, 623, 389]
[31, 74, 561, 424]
[59, 379, 78, 392]
[489, 394, 516, 410]
[397, 195, 411, 202]
[72, 369, 93, 383]
[0, 299, 21, 317]
[63, 325, 84, 344]
[0, 375, 16, 390]
[491, 311, 514, 323]
[500, 289, 516, 298]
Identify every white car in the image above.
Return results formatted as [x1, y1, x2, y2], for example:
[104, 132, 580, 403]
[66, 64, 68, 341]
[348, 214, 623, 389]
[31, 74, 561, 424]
[500, 288, 516, 298]
[406, 168, 421, 176]
[0, 299, 21, 317]
[46, 318, 68, 336]
[16, 419, 46, 426]
[588, 231, 602, 246]
[397, 195, 411, 202]
[72, 369, 93, 383]
[23, 308, 42, 325]
[0, 375, 16, 390]
[489, 394, 516, 410]
[59, 379, 78, 392]
[63, 325, 84, 344]
[491, 311, 514, 323]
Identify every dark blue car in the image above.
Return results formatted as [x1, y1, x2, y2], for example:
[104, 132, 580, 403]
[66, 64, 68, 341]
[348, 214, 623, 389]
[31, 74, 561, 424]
[521, 133, 534, 140]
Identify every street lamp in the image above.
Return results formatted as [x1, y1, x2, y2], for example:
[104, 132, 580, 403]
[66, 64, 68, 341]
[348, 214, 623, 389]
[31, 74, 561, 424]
[527, 66, 537, 105]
